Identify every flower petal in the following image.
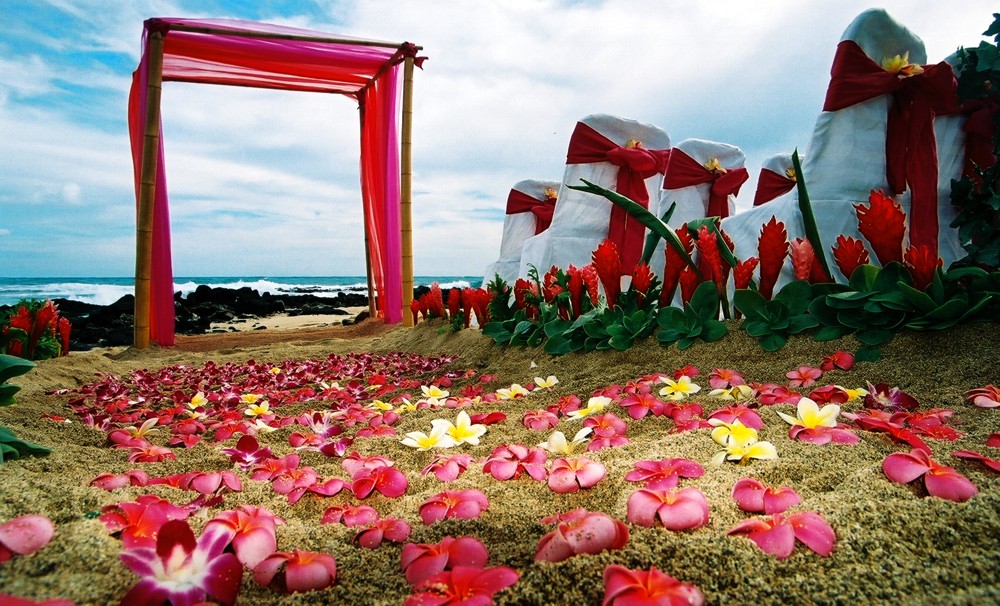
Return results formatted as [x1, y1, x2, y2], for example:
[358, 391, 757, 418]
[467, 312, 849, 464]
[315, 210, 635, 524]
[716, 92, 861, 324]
[882, 450, 931, 484]
[789, 511, 836, 556]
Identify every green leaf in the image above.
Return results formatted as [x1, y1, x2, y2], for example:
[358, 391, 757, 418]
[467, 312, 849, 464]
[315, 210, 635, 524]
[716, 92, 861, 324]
[641, 205, 676, 266]
[0, 385, 20, 406]
[854, 346, 882, 362]
[689, 282, 720, 322]
[0, 354, 36, 384]
[792, 149, 833, 280]
[759, 333, 788, 351]
[856, 328, 896, 346]
[702, 320, 729, 342]
[0, 425, 52, 464]
[774, 280, 814, 315]
[813, 325, 851, 341]
[787, 314, 819, 334]
[733, 289, 766, 321]
[849, 264, 880, 291]
[543, 334, 574, 356]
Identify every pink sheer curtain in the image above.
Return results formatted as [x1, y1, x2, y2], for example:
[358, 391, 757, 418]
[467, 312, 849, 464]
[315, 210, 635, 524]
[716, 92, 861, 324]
[127, 18, 415, 344]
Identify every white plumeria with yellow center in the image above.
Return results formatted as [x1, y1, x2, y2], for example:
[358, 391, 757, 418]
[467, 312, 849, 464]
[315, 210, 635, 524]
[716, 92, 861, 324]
[496, 384, 530, 400]
[776, 397, 841, 429]
[421, 385, 450, 400]
[533, 375, 559, 390]
[438, 411, 487, 446]
[401, 419, 458, 451]
[395, 398, 418, 414]
[707, 384, 754, 401]
[709, 419, 778, 466]
[658, 376, 701, 401]
[565, 396, 611, 421]
[539, 427, 593, 455]
[835, 385, 869, 402]
[368, 399, 393, 412]
[188, 392, 207, 409]
[243, 400, 271, 417]
[125, 418, 159, 439]
[251, 418, 278, 433]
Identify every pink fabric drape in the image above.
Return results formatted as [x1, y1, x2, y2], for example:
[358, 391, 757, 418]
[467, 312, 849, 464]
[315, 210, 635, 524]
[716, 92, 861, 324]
[505, 189, 557, 234]
[128, 18, 419, 344]
[824, 39, 958, 253]
[565, 122, 670, 272]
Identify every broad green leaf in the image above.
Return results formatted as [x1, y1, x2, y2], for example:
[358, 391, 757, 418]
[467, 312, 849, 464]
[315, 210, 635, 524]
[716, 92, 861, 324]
[689, 282, 720, 322]
[774, 280, 813, 315]
[702, 320, 729, 342]
[0, 354, 36, 384]
[733, 289, 767, 321]
[759, 333, 788, 351]
[792, 149, 833, 279]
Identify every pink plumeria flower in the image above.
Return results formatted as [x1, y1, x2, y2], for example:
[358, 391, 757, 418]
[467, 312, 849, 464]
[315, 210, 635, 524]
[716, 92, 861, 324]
[400, 536, 489, 586]
[99, 495, 189, 549]
[626, 486, 710, 531]
[820, 351, 855, 372]
[354, 517, 412, 549]
[119, 520, 242, 606]
[351, 465, 408, 500]
[341, 451, 394, 477]
[786, 366, 822, 388]
[321, 504, 380, 527]
[883, 448, 979, 502]
[522, 409, 559, 431]
[548, 457, 607, 494]
[482, 444, 548, 481]
[421, 453, 475, 482]
[731, 478, 801, 514]
[753, 383, 802, 406]
[988, 433, 1000, 448]
[89, 470, 150, 491]
[624, 458, 705, 490]
[203, 505, 284, 569]
[0, 515, 55, 564]
[708, 405, 764, 429]
[618, 392, 667, 420]
[405, 566, 519, 606]
[673, 365, 699, 379]
[127, 445, 176, 463]
[966, 385, 1000, 408]
[253, 549, 337, 594]
[709, 368, 746, 390]
[534, 509, 629, 563]
[952, 450, 1000, 473]
[603, 565, 704, 606]
[419, 489, 490, 525]
[727, 511, 836, 559]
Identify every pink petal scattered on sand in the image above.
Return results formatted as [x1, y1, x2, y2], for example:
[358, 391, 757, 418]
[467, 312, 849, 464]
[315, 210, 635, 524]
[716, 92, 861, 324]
[535, 510, 628, 563]
[731, 478, 801, 514]
[728, 512, 835, 559]
[401, 536, 489, 586]
[0, 515, 55, 561]
[253, 549, 337, 593]
[602, 564, 704, 606]
[548, 457, 606, 494]
[883, 449, 978, 502]
[626, 487, 710, 531]
[952, 450, 1000, 473]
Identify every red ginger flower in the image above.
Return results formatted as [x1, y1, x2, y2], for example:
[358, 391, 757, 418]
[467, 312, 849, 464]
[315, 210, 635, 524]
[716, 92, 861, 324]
[409, 299, 421, 324]
[631, 263, 655, 307]
[566, 264, 585, 318]
[662, 224, 694, 305]
[446, 288, 461, 319]
[678, 266, 700, 305]
[460, 288, 475, 327]
[903, 244, 942, 291]
[757, 216, 788, 300]
[695, 225, 725, 295]
[602, 564, 704, 606]
[582, 264, 601, 306]
[790, 238, 829, 283]
[855, 189, 906, 266]
[832, 235, 870, 280]
[592, 239, 623, 306]
[734, 256, 759, 290]
[472, 287, 490, 325]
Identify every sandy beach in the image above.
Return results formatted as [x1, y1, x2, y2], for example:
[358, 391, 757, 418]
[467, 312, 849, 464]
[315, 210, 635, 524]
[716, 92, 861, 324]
[0, 318, 998, 605]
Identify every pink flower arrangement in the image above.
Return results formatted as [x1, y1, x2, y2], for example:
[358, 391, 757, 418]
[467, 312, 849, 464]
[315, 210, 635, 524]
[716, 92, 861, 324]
[626, 486, 710, 531]
[253, 549, 337, 594]
[419, 489, 490, 525]
[731, 478, 801, 514]
[602, 565, 704, 606]
[535, 509, 629, 563]
[548, 456, 607, 493]
[727, 511, 836, 559]
[883, 448, 979, 502]
[400, 536, 489, 585]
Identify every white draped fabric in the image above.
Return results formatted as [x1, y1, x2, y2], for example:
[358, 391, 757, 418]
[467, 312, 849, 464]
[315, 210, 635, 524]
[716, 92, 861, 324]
[482, 179, 560, 287]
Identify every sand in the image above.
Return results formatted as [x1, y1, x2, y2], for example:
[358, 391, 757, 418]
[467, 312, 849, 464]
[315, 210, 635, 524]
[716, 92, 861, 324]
[0, 319, 998, 605]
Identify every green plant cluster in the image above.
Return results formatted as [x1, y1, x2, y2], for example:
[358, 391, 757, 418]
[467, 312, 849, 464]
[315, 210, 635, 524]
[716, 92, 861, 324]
[0, 354, 52, 464]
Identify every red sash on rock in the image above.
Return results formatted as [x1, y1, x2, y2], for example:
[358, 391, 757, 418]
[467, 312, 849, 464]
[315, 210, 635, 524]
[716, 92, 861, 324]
[506, 189, 557, 234]
[753, 168, 796, 206]
[824, 39, 958, 252]
[662, 148, 749, 219]
[565, 122, 670, 271]
[960, 96, 1000, 188]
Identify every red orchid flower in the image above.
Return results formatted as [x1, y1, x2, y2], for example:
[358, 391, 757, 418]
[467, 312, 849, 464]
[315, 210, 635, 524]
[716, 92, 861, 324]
[203, 505, 284, 569]
[864, 382, 919, 412]
[321, 503, 380, 527]
[757, 215, 789, 300]
[482, 444, 548, 481]
[731, 478, 801, 514]
[350, 465, 408, 500]
[0, 515, 55, 564]
[534, 508, 629, 563]
[966, 385, 1000, 409]
[119, 519, 242, 606]
[786, 366, 822, 388]
[709, 368, 746, 389]
[548, 457, 607, 494]
[903, 244, 942, 291]
[602, 564, 704, 606]
[354, 517, 412, 549]
[618, 392, 667, 420]
[592, 239, 623, 306]
[421, 453, 475, 482]
[624, 458, 705, 490]
[727, 511, 835, 559]
[253, 548, 337, 594]
[952, 450, 1000, 473]
[100, 495, 189, 549]
[90, 470, 150, 491]
[419, 489, 490, 525]
[401, 536, 489, 586]
[855, 189, 905, 266]
[522, 408, 560, 430]
[832, 235, 870, 280]
[405, 565, 519, 606]
[883, 448, 979, 502]
[626, 486, 710, 531]
[708, 405, 764, 429]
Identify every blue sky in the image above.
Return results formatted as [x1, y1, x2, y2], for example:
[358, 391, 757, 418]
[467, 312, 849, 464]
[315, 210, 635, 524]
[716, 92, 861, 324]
[0, 0, 995, 278]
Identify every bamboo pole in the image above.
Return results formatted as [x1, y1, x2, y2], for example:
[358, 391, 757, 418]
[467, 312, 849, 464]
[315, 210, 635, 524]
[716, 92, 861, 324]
[400, 56, 415, 327]
[134, 31, 166, 349]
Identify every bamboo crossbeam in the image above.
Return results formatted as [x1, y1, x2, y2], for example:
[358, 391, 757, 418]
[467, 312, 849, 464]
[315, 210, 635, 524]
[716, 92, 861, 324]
[134, 32, 166, 349]
[400, 56, 415, 327]
[158, 21, 422, 51]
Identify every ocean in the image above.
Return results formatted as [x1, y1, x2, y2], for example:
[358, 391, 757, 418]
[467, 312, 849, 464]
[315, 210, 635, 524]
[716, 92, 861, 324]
[0, 276, 480, 307]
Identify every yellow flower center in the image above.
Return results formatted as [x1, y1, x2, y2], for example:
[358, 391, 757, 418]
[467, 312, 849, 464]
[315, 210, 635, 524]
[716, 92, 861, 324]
[704, 157, 727, 174]
[882, 52, 924, 77]
[784, 167, 797, 181]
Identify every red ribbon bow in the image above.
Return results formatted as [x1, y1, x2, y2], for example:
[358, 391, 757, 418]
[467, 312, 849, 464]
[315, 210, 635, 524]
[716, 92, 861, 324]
[662, 149, 749, 219]
[823, 39, 958, 252]
[565, 122, 670, 271]
[753, 168, 796, 206]
[506, 189, 557, 234]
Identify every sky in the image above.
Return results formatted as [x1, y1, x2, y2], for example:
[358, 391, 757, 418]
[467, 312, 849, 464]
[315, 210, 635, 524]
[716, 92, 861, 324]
[0, 0, 996, 278]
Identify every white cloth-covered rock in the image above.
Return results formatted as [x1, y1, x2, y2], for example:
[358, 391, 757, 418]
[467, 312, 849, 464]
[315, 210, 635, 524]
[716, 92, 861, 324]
[721, 8, 965, 288]
[482, 179, 559, 287]
[518, 114, 670, 278]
